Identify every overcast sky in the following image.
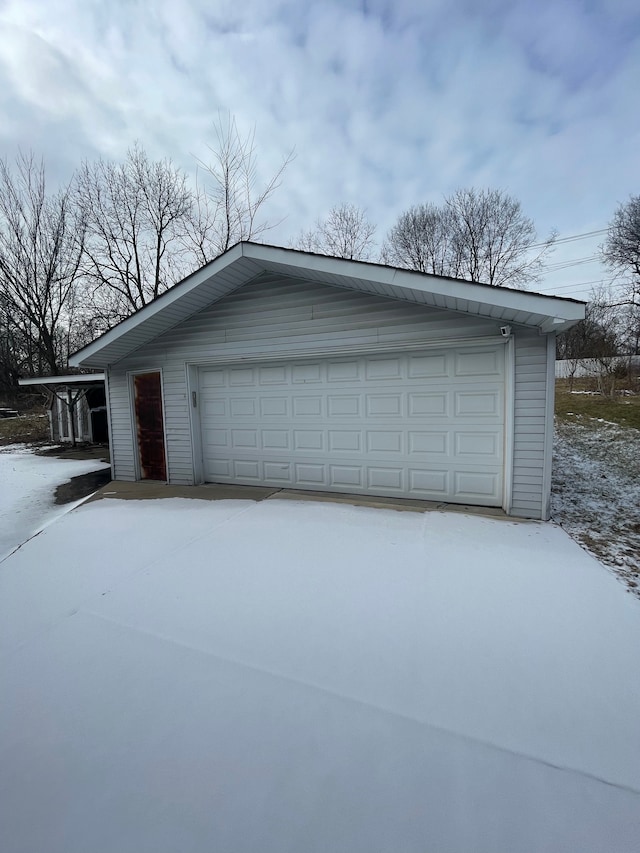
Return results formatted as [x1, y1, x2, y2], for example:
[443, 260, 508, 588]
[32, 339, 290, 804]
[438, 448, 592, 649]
[1, 0, 638, 300]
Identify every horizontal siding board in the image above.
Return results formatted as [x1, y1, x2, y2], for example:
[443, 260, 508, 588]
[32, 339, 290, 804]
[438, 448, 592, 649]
[513, 458, 545, 469]
[510, 504, 543, 517]
[513, 467, 543, 479]
[515, 399, 546, 409]
[515, 389, 548, 400]
[107, 366, 136, 482]
[514, 362, 548, 375]
[516, 348, 549, 359]
[511, 332, 549, 519]
[512, 474, 545, 485]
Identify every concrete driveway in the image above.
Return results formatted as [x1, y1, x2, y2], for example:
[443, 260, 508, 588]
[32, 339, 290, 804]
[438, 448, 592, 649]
[1, 496, 639, 852]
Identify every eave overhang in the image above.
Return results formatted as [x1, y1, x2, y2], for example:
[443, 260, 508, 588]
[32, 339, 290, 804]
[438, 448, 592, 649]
[69, 243, 586, 369]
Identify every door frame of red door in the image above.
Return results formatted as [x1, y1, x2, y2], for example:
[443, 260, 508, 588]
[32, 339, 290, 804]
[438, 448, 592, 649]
[129, 369, 168, 481]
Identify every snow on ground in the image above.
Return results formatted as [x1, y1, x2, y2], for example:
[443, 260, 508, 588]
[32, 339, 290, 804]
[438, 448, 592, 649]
[0, 445, 110, 560]
[1, 497, 639, 852]
[552, 417, 640, 597]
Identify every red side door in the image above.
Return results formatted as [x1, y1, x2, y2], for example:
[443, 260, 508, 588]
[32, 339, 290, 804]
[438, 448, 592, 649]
[133, 372, 167, 481]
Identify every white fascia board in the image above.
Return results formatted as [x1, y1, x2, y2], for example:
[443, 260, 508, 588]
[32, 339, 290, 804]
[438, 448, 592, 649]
[243, 243, 586, 324]
[18, 373, 105, 386]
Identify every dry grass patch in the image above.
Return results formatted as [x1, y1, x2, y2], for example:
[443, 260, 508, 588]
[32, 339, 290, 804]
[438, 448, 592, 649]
[555, 378, 640, 430]
[0, 414, 50, 446]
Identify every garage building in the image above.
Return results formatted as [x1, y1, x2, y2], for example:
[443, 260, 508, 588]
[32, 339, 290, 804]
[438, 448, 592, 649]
[70, 243, 585, 519]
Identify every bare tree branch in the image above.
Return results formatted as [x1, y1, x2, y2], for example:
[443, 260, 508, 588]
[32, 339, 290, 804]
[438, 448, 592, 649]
[382, 188, 555, 288]
[0, 152, 85, 375]
[295, 202, 377, 260]
[188, 115, 294, 259]
[76, 144, 193, 319]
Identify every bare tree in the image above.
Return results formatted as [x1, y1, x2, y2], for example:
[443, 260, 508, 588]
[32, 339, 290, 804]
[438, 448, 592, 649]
[556, 286, 627, 396]
[77, 119, 293, 327]
[188, 115, 294, 263]
[602, 195, 640, 285]
[556, 287, 620, 390]
[381, 203, 461, 275]
[76, 144, 193, 321]
[602, 195, 640, 354]
[383, 188, 555, 288]
[0, 152, 85, 376]
[296, 202, 376, 260]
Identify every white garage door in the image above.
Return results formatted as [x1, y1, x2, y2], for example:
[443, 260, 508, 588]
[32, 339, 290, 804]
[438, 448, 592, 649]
[199, 347, 505, 505]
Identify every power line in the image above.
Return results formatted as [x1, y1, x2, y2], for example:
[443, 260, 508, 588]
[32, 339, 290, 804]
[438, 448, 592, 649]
[541, 278, 613, 296]
[544, 255, 603, 272]
[529, 228, 608, 250]
[535, 280, 631, 299]
[536, 277, 616, 291]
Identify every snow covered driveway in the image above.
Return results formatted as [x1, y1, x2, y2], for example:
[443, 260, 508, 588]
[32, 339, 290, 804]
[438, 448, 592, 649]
[0, 445, 110, 560]
[1, 498, 639, 852]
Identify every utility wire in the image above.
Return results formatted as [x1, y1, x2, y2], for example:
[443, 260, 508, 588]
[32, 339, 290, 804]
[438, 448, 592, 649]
[544, 254, 602, 271]
[528, 228, 608, 250]
[536, 277, 619, 292]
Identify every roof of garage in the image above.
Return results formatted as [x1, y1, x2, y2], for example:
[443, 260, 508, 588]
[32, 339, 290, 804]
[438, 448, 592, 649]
[70, 242, 586, 369]
[18, 374, 105, 387]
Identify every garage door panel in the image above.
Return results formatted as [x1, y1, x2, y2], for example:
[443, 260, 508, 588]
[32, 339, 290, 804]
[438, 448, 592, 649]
[259, 366, 287, 384]
[368, 467, 404, 490]
[328, 361, 360, 381]
[199, 347, 505, 505]
[263, 461, 291, 481]
[454, 431, 501, 459]
[230, 398, 256, 417]
[203, 399, 226, 417]
[229, 368, 254, 385]
[454, 470, 501, 500]
[408, 431, 449, 455]
[366, 395, 402, 417]
[207, 459, 231, 478]
[455, 348, 502, 376]
[293, 430, 324, 451]
[365, 358, 403, 380]
[408, 354, 448, 378]
[328, 396, 360, 416]
[295, 463, 325, 484]
[366, 431, 403, 453]
[328, 430, 361, 452]
[231, 429, 258, 448]
[454, 389, 502, 417]
[409, 468, 450, 495]
[234, 460, 260, 479]
[409, 393, 448, 417]
[204, 428, 228, 448]
[262, 430, 290, 450]
[292, 364, 322, 383]
[293, 397, 322, 417]
[201, 369, 226, 388]
[260, 397, 289, 417]
[329, 465, 362, 488]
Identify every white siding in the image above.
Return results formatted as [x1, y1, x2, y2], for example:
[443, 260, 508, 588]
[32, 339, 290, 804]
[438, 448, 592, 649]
[106, 273, 552, 519]
[511, 331, 549, 519]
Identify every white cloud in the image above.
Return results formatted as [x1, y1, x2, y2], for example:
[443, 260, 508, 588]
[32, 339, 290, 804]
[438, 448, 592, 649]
[0, 0, 638, 298]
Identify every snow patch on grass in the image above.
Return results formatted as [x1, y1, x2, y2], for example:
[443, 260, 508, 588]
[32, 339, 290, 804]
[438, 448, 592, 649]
[552, 418, 640, 596]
